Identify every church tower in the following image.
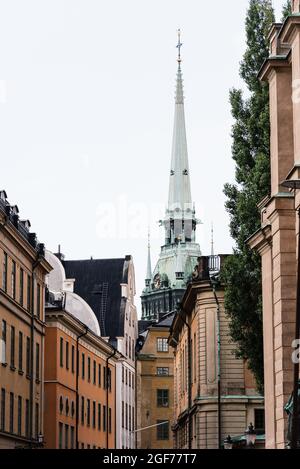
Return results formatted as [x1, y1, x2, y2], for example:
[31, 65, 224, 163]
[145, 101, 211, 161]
[141, 31, 201, 321]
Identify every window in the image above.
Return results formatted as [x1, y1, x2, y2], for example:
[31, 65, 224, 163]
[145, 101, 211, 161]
[66, 341, 69, 370]
[59, 396, 63, 414]
[35, 343, 40, 381]
[103, 405, 106, 432]
[1, 320, 7, 364]
[11, 261, 16, 299]
[82, 353, 85, 379]
[125, 369, 128, 386]
[157, 338, 168, 352]
[2, 252, 7, 292]
[65, 424, 69, 449]
[88, 357, 91, 382]
[1, 389, 5, 431]
[26, 337, 30, 376]
[254, 409, 265, 431]
[59, 337, 63, 367]
[59, 422, 63, 449]
[92, 401, 96, 428]
[157, 420, 169, 440]
[35, 403, 39, 438]
[125, 334, 128, 357]
[125, 403, 128, 430]
[18, 332, 23, 371]
[122, 401, 124, 428]
[9, 392, 14, 433]
[98, 364, 101, 387]
[132, 406, 135, 432]
[108, 408, 112, 434]
[122, 366, 124, 383]
[107, 368, 112, 391]
[93, 360, 96, 385]
[71, 345, 75, 373]
[81, 397, 84, 425]
[17, 396, 22, 436]
[36, 284, 41, 319]
[70, 426, 75, 449]
[157, 389, 169, 407]
[132, 339, 135, 360]
[19, 268, 24, 306]
[98, 403, 101, 431]
[65, 398, 69, 416]
[25, 399, 30, 438]
[27, 274, 31, 311]
[157, 367, 169, 376]
[87, 399, 90, 426]
[103, 367, 106, 389]
[129, 405, 131, 432]
[10, 326, 15, 369]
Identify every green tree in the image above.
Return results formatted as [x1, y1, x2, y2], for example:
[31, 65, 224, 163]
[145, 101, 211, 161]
[222, 0, 274, 393]
[281, 0, 292, 21]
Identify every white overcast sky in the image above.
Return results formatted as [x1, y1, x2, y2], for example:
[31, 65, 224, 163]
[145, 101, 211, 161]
[0, 0, 285, 315]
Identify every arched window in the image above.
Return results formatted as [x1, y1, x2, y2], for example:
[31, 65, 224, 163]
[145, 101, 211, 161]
[59, 396, 63, 414]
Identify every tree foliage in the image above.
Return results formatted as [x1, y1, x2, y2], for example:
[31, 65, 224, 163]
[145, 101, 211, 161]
[281, 0, 292, 21]
[222, 0, 274, 393]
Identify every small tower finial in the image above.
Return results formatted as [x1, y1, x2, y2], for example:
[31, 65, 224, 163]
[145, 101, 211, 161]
[211, 222, 214, 257]
[176, 29, 183, 65]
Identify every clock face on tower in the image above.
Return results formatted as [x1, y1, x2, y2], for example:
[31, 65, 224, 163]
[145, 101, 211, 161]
[154, 274, 161, 290]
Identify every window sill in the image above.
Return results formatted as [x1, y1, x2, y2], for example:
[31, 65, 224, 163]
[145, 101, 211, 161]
[10, 366, 16, 372]
[35, 379, 40, 384]
[18, 370, 24, 376]
[26, 374, 31, 380]
[1, 362, 8, 368]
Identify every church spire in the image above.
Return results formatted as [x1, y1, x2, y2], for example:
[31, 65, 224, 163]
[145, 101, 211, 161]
[145, 231, 152, 288]
[164, 29, 195, 245]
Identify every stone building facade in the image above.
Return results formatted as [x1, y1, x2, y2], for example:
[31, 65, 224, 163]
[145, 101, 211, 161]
[248, 2, 300, 449]
[0, 190, 51, 448]
[169, 256, 264, 449]
[136, 313, 175, 449]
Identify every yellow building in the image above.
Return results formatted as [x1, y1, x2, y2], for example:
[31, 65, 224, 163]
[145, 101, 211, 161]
[136, 313, 174, 449]
[169, 256, 264, 449]
[0, 190, 51, 448]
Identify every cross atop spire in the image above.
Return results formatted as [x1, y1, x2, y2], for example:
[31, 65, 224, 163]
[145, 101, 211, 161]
[176, 29, 183, 65]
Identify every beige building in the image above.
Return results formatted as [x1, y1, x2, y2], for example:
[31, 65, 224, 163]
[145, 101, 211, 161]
[248, 1, 300, 449]
[169, 256, 264, 449]
[136, 313, 174, 449]
[0, 190, 51, 448]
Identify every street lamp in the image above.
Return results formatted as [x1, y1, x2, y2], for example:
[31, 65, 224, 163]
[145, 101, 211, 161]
[224, 435, 233, 450]
[245, 423, 256, 448]
[281, 179, 300, 449]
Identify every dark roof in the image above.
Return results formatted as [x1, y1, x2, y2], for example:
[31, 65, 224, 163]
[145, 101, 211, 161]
[138, 320, 154, 334]
[63, 257, 130, 338]
[154, 312, 175, 328]
[138, 312, 175, 335]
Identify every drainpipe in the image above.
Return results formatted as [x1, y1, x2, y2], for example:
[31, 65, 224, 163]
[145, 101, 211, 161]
[76, 325, 88, 449]
[177, 305, 192, 450]
[211, 278, 221, 450]
[106, 346, 117, 449]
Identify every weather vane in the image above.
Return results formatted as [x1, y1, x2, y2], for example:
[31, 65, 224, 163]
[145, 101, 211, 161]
[177, 28, 183, 63]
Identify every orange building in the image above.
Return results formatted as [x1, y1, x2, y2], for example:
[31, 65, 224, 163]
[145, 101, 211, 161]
[0, 190, 51, 448]
[43, 250, 122, 449]
[44, 306, 120, 449]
